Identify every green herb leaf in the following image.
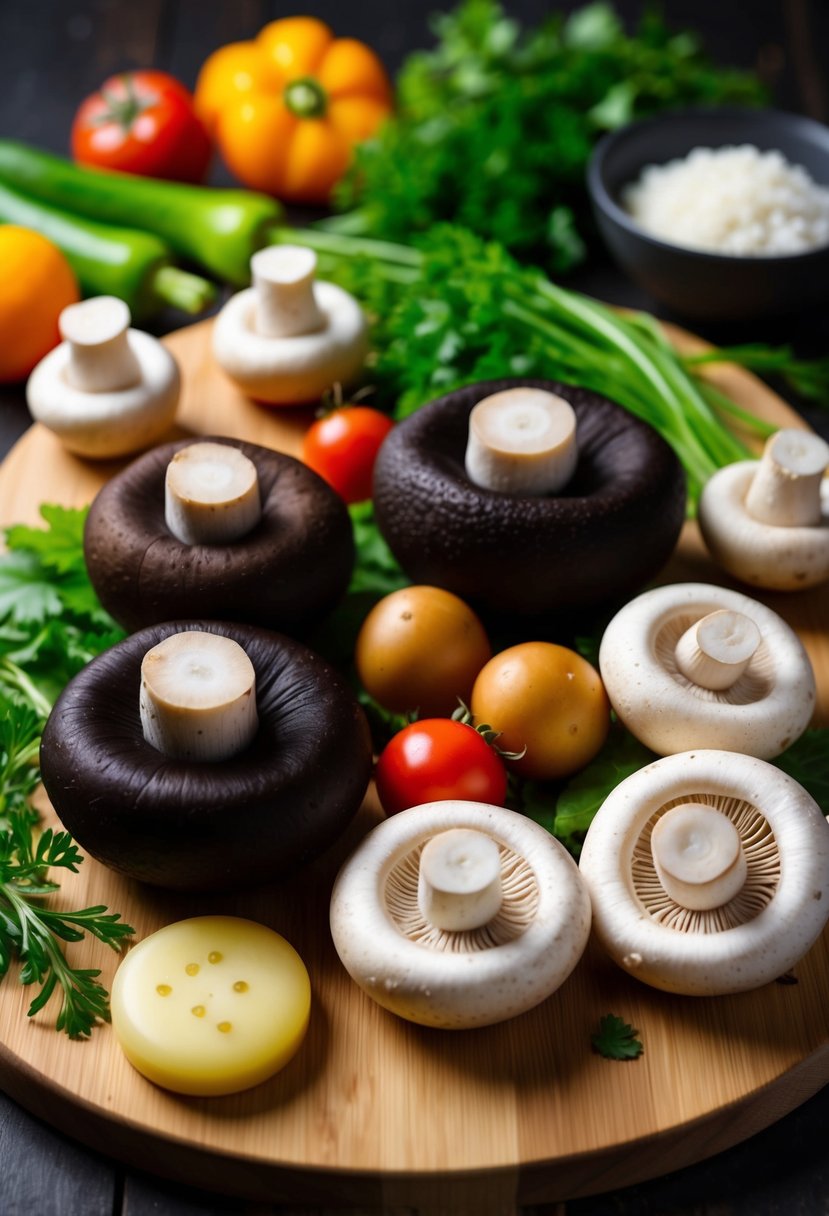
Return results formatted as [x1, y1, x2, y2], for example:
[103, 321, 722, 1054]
[552, 726, 655, 856]
[592, 1013, 644, 1060]
[773, 730, 829, 814]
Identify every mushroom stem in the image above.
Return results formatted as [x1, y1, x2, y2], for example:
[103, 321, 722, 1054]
[59, 296, 142, 392]
[164, 442, 262, 545]
[464, 387, 578, 496]
[650, 803, 747, 911]
[417, 828, 503, 931]
[744, 429, 829, 527]
[139, 631, 258, 762]
[674, 609, 761, 691]
[251, 245, 325, 339]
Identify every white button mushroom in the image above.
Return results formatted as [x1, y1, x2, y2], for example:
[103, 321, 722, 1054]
[598, 582, 816, 759]
[698, 428, 829, 590]
[212, 245, 368, 405]
[579, 750, 829, 995]
[330, 801, 591, 1029]
[26, 296, 180, 459]
[464, 387, 578, 495]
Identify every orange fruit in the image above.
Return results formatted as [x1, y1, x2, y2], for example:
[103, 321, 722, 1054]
[0, 226, 79, 383]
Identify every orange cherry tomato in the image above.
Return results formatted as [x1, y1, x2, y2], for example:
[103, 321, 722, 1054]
[194, 19, 392, 203]
[0, 227, 79, 383]
[471, 642, 611, 781]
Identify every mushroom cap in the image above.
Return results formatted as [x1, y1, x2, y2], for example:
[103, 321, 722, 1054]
[372, 378, 686, 618]
[579, 750, 829, 995]
[84, 436, 354, 636]
[26, 329, 179, 459]
[40, 620, 372, 892]
[212, 280, 368, 405]
[698, 461, 829, 590]
[330, 800, 592, 1029]
[598, 582, 816, 759]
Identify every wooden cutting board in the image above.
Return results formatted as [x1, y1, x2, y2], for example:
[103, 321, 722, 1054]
[0, 319, 826, 1211]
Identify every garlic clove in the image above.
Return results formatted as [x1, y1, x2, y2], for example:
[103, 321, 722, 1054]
[251, 244, 325, 339]
[674, 609, 761, 691]
[59, 295, 142, 392]
[417, 827, 503, 931]
[165, 442, 261, 545]
[744, 428, 829, 527]
[139, 631, 258, 762]
[650, 802, 748, 911]
[464, 387, 578, 496]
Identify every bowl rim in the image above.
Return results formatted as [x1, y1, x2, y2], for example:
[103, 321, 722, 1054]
[587, 105, 829, 266]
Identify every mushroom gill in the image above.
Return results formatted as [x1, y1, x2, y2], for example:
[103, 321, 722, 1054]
[654, 614, 774, 707]
[384, 842, 540, 952]
[630, 793, 780, 933]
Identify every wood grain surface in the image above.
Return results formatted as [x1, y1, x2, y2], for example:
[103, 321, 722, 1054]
[0, 319, 827, 1210]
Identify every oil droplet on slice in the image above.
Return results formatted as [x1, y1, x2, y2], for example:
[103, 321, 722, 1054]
[192, 1005, 206, 1018]
[185, 962, 200, 976]
[233, 980, 249, 993]
[208, 951, 223, 964]
[156, 984, 172, 997]
[217, 1021, 232, 1034]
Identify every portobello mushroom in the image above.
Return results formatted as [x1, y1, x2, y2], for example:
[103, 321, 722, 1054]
[40, 620, 372, 892]
[372, 379, 686, 618]
[84, 435, 354, 635]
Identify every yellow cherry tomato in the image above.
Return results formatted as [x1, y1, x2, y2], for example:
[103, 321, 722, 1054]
[0, 227, 79, 383]
[471, 642, 610, 781]
[194, 19, 392, 203]
[355, 585, 491, 719]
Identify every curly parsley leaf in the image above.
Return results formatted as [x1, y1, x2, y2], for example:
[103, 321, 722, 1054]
[592, 1014, 644, 1060]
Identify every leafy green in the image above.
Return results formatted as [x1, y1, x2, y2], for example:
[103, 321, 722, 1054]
[551, 727, 655, 856]
[333, 0, 767, 269]
[773, 730, 829, 814]
[284, 223, 752, 504]
[348, 501, 408, 598]
[591, 1013, 644, 1060]
[685, 344, 829, 408]
[0, 505, 132, 1037]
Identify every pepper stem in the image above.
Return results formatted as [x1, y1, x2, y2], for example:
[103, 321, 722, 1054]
[283, 76, 328, 119]
[150, 265, 218, 315]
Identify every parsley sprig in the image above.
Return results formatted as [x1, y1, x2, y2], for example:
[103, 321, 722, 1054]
[592, 1014, 644, 1060]
[0, 506, 132, 1037]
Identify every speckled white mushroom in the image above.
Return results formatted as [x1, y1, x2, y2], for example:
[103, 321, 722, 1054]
[329, 800, 591, 1029]
[26, 296, 180, 459]
[212, 245, 368, 405]
[698, 428, 829, 590]
[579, 750, 829, 995]
[598, 582, 815, 759]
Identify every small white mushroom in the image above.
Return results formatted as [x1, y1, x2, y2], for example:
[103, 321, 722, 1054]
[579, 750, 829, 995]
[212, 245, 368, 405]
[26, 296, 180, 459]
[139, 631, 258, 762]
[698, 428, 829, 590]
[330, 800, 591, 1029]
[165, 441, 262, 545]
[599, 582, 815, 759]
[464, 387, 578, 495]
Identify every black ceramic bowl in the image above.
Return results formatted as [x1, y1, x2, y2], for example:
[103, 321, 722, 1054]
[587, 107, 829, 322]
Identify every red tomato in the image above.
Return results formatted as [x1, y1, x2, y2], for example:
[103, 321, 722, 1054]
[375, 719, 507, 817]
[71, 70, 212, 182]
[302, 407, 394, 503]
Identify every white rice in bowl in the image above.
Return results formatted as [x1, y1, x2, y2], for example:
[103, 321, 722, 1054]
[623, 144, 829, 256]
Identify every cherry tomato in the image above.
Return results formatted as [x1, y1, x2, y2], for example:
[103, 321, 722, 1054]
[471, 642, 610, 781]
[356, 585, 491, 719]
[302, 406, 394, 503]
[375, 719, 507, 817]
[71, 70, 212, 183]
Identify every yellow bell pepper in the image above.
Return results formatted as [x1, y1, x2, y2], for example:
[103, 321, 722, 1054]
[195, 17, 393, 204]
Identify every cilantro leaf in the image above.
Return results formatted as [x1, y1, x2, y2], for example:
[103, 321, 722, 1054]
[6, 504, 87, 575]
[552, 726, 655, 856]
[592, 1014, 644, 1060]
[0, 552, 63, 623]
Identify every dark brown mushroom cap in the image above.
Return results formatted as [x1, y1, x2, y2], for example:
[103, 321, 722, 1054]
[373, 379, 686, 617]
[84, 436, 354, 635]
[39, 620, 372, 892]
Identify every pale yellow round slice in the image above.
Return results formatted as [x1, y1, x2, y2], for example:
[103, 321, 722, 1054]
[111, 916, 311, 1096]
